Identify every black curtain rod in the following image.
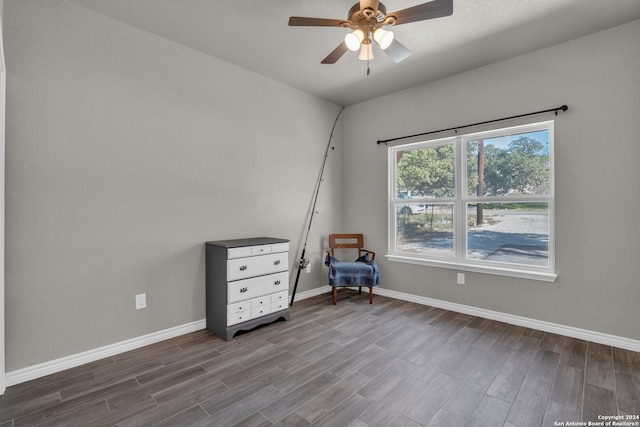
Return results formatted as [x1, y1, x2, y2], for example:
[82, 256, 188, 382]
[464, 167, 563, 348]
[377, 105, 568, 145]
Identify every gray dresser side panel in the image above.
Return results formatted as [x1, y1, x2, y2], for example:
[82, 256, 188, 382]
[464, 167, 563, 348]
[205, 244, 228, 338]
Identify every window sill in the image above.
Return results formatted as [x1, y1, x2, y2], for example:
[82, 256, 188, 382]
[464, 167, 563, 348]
[385, 254, 557, 283]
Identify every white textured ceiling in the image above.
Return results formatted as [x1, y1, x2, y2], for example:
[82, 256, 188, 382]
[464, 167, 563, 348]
[68, 0, 640, 106]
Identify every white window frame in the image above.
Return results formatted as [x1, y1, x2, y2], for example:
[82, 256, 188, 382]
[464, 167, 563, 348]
[387, 121, 556, 282]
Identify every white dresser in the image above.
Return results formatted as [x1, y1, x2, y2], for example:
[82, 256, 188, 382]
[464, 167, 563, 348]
[205, 237, 290, 340]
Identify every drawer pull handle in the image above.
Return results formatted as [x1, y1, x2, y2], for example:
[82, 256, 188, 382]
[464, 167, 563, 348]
[274, 260, 281, 265]
[240, 287, 248, 293]
[239, 265, 248, 271]
[274, 280, 281, 285]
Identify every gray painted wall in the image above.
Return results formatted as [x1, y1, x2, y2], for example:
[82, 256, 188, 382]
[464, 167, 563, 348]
[343, 19, 640, 341]
[4, 0, 343, 371]
[4, 0, 639, 374]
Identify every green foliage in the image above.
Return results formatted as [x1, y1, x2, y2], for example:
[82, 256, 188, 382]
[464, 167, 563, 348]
[396, 135, 549, 201]
[396, 144, 455, 197]
[469, 136, 549, 196]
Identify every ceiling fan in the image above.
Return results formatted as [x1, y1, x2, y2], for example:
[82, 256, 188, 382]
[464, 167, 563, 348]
[288, 0, 453, 67]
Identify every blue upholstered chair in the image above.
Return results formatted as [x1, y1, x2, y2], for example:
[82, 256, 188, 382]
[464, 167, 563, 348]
[325, 234, 380, 304]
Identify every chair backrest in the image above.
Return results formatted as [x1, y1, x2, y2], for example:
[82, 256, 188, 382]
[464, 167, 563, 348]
[328, 233, 364, 257]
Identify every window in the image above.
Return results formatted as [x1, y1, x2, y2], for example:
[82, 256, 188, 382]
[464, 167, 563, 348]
[388, 121, 555, 281]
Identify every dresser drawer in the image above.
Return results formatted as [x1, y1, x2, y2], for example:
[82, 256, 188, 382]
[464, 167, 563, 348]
[228, 300, 250, 315]
[227, 242, 289, 260]
[251, 305, 272, 319]
[271, 291, 288, 304]
[251, 295, 271, 308]
[228, 271, 288, 303]
[271, 300, 288, 313]
[227, 246, 253, 259]
[271, 242, 289, 254]
[251, 245, 271, 256]
[227, 252, 288, 281]
[228, 311, 250, 326]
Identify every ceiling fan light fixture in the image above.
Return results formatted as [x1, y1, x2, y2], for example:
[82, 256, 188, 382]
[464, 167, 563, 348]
[288, 0, 452, 66]
[358, 42, 374, 61]
[373, 28, 394, 50]
[345, 29, 365, 51]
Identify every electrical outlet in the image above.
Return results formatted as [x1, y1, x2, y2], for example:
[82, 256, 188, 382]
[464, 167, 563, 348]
[306, 261, 311, 273]
[135, 293, 147, 310]
[457, 273, 465, 285]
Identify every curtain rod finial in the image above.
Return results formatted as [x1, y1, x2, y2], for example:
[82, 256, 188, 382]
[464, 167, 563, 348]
[555, 105, 568, 116]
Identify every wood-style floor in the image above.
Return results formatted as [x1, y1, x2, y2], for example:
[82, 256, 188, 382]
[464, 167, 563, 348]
[1, 291, 639, 426]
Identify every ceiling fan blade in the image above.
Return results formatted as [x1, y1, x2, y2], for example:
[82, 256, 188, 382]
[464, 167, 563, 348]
[388, 0, 453, 25]
[360, 0, 380, 12]
[384, 39, 411, 63]
[288, 17, 347, 27]
[321, 42, 349, 64]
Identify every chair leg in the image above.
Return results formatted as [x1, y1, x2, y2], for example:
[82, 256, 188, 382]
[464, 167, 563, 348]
[332, 287, 337, 305]
[369, 287, 373, 304]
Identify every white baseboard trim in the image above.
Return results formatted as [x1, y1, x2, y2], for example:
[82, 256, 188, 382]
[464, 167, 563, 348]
[4, 287, 328, 388]
[291, 285, 332, 301]
[6, 286, 638, 388]
[374, 287, 640, 352]
[5, 319, 206, 387]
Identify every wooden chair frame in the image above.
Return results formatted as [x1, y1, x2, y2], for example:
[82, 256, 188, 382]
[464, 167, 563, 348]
[326, 233, 376, 304]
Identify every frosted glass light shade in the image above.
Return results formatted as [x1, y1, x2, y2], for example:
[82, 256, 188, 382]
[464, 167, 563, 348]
[373, 28, 394, 50]
[345, 29, 365, 51]
[358, 43, 374, 60]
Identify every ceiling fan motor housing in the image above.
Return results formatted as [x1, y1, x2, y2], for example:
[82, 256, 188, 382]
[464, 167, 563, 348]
[348, 2, 387, 23]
